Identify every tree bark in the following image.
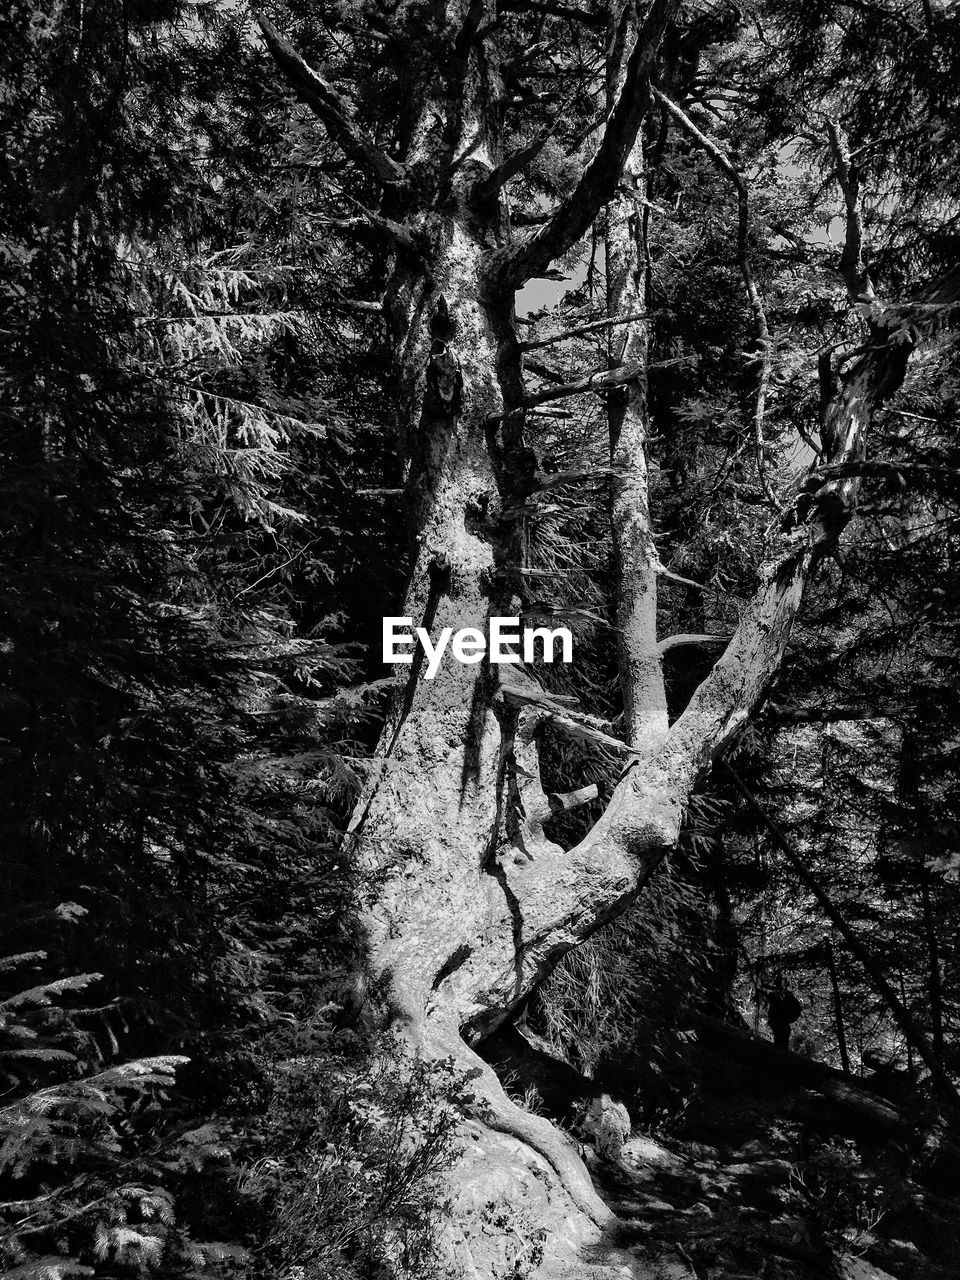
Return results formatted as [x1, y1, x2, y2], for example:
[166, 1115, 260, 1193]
[258, 5, 943, 1273]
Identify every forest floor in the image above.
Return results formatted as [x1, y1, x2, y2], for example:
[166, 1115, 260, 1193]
[491, 1022, 960, 1280]
[589, 1029, 960, 1280]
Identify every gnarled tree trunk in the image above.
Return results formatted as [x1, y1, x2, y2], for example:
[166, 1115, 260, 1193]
[256, 5, 935, 1274]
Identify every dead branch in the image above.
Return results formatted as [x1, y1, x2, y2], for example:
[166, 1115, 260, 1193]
[766, 701, 906, 723]
[485, 361, 644, 421]
[519, 311, 652, 352]
[452, 0, 487, 59]
[497, 0, 607, 28]
[472, 125, 560, 205]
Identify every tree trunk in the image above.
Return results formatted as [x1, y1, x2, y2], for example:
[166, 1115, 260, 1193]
[824, 938, 852, 1077]
[257, 5, 938, 1274]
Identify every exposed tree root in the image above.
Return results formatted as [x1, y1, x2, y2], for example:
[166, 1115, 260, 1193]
[424, 1019, 615, 1228]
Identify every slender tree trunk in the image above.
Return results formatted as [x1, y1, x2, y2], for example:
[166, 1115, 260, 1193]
[605, 5, 668, 753]
[921, 878, 946, 1059]
[823, 938, 851, 1077]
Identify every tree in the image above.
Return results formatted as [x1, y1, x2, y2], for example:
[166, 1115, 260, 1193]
[253, 0, 960, 1268]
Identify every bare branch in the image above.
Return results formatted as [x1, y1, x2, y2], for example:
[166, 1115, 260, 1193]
[335, 298, 384, 314]
[656, 632, 731, 655]
[452, 0, 487, 59]
[255, 14, 408, 188]
[654, 88, 782, 513]
[812, 460, 960, 486]
[530, 465, 622, 491]
[317, 211, 424, 254]
[545, 783, 600, 813]
[655, 564, 720, 594]
[540, 711, 638, 756]
[485, 360, 644, 421]
[498, 683, 631, 755]
[490, 0, 679, 290]
[519, 311, 652, 351]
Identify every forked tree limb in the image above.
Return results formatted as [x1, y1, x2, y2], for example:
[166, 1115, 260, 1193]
[520, 311, 653, 352]
[471, 123, 561, 205]
[449, 306, 927, 1038]
[657, 632, 730, 655]
[484, 360, 646, 420]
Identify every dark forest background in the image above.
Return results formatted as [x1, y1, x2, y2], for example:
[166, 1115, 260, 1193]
[3, 0, 960, 1277]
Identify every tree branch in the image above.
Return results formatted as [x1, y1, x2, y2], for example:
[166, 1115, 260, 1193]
[812, 459, 960, 487]
[656, 632, 730, 655]
[489, 0, 679, 290]
[316, 212, 424, 254]
[452, 0, 488, 59]
[766, 701, 906, 723]
[654, 88, 781, 512]
[456, 300, 930, 1038]
[255, 14, 409, 189]
[519, 310, 652, 351]
[472, 124, 560, 206]
[485, 360, 645, 420]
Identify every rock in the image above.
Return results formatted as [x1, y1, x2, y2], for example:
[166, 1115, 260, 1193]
[725, 1158, 795, 1185]
[682, 1141, 721, 1162]
[862, 1235, 926, 1279]
[583, 1093, 632, 1161]
[618, 1135, 684, 1176]
[840, 1257, 899, 1280]
[731, 1138, 767, 1159]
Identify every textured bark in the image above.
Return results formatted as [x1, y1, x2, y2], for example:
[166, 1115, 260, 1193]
[605, 6, 668, 752]
[259, 6, 938, 1274]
